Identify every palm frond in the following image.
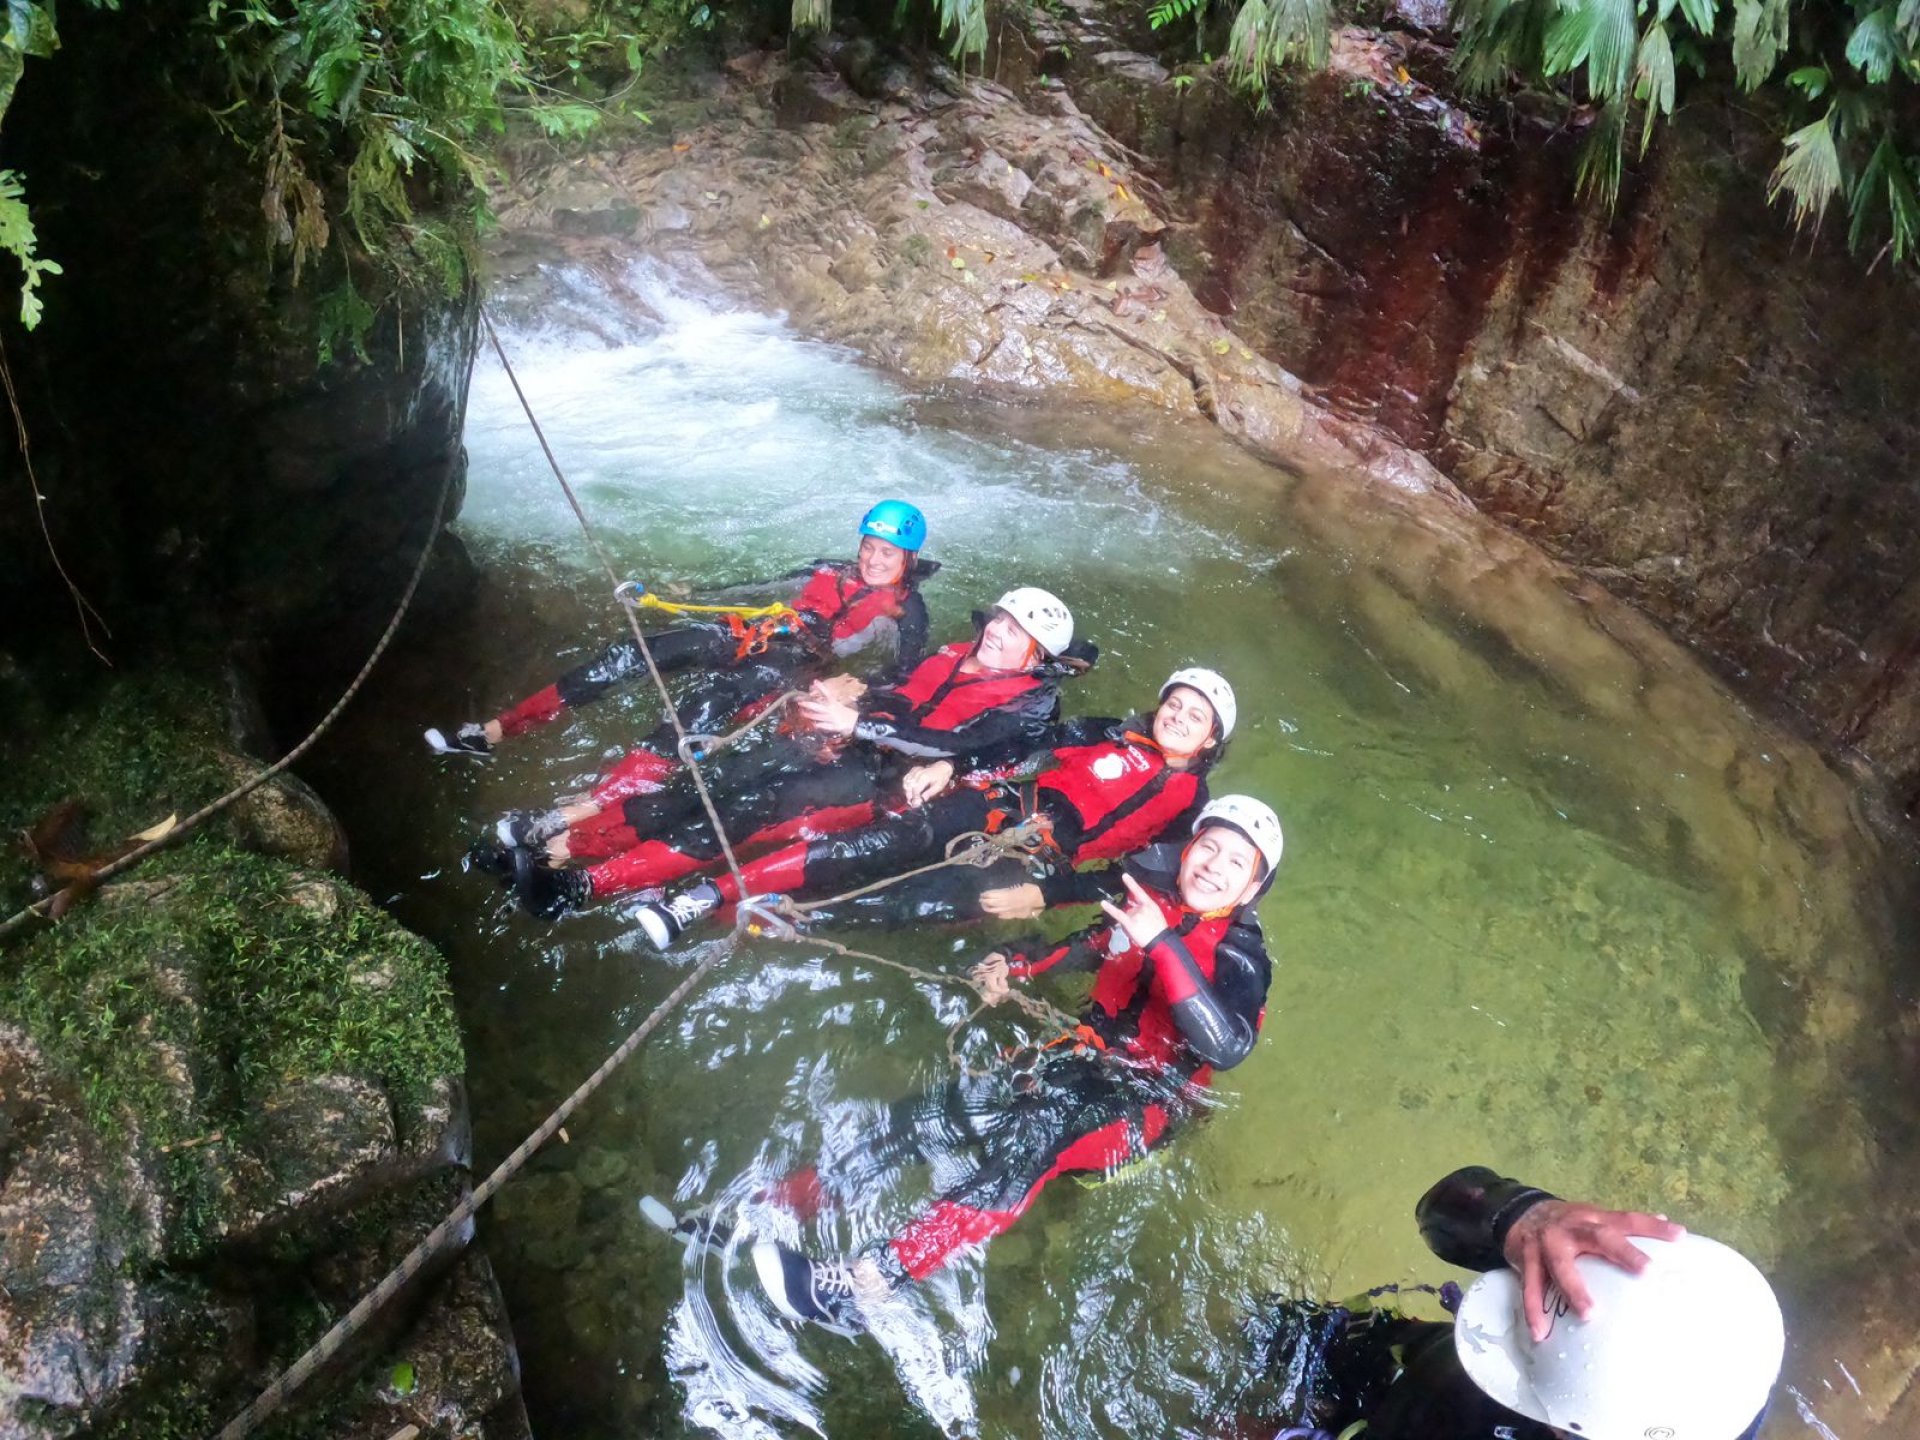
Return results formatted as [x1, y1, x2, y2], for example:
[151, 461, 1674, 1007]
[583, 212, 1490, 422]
[1633, 19, 1676, 152]
[1730, 0, 1789, 90]
[1767, 112, 1843, 230]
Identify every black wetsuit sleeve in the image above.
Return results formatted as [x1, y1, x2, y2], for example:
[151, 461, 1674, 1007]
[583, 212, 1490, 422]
[1145, 914, 1270, 1071]
[1415, 1166, 1559, 1272]
[1037, 863, 1127, 908]
[883, 591, 931, 684]
[853, 685, 1061, 762]
[956, 714, 1120, 775]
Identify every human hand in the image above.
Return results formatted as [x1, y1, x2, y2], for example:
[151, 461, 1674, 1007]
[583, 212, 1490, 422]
[979, 882, 1045, 919]
[902, 760, 955, 808]
[1503, 1199, 1686, 1341]
[813, 673, 868, 705]
[1099, 873, 1170, 949]
[970, 952, 1011, 1005]
[797, 693, 861, 736]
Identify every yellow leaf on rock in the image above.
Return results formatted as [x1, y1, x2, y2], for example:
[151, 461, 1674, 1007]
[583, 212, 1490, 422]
[1212, 338, 1232, 355]
[132, 814, 178, 843]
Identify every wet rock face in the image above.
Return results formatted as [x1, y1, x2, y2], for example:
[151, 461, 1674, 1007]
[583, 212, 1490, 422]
[1035, 10, 1920, 805]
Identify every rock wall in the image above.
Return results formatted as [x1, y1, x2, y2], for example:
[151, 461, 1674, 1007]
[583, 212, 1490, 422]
[1022, 1, 1920, 808]
[0, 0, 476, 693]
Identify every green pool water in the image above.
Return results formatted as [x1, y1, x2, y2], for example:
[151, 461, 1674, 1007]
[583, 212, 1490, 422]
[306, 261, 1920, 1439]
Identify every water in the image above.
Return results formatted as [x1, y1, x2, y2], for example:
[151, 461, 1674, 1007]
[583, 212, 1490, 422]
[309, 258, 1920, 1438]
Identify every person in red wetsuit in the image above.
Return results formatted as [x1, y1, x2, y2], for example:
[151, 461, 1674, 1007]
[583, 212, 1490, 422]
[422, 501, 933, 775]
[621, 666, 1237, 949]
[746, 795, 1284, 1333]
[503, 587, 1089, 920]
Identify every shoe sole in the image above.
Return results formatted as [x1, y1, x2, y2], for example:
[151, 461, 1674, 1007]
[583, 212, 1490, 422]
[636, 908, 676, 950]
[752, 1241, 813, 1325]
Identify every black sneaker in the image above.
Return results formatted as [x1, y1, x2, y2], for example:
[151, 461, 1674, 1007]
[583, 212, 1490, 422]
[496, 809, 564, 849]
[751, 1241, 883, 1335]
[635, 881, 723, 950]
[513, 848, 589, 919]
[425, 723, 492, 757]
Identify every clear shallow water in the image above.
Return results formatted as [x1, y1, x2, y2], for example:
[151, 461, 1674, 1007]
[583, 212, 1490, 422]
[311, 259, 1920, 1438]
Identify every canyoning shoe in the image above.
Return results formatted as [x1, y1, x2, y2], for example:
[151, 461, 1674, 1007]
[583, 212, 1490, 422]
[636, 880, 724, 950]
[639, 1195, 737, 1255]
[513, 848, 590, 919]
[496, 808, 565, 850]
[464, 840, 518, 883]
[751, 1242, 885, 1336]
[425, 722, 493, 757]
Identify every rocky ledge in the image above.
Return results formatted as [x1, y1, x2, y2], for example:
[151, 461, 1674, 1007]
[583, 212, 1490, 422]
[0, 666, 528, 1439]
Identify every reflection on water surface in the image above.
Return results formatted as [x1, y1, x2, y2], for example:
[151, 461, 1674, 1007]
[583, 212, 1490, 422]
[309, 260, 1920, 1439]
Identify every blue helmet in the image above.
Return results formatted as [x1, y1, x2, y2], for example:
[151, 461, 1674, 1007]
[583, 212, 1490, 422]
[859, 500, 927, 553]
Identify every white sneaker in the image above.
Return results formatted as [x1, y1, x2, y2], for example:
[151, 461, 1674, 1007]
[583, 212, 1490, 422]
[424, 722, 492, 757]
[635, 881, 723, 950]
[752, 1241, 886, 1335]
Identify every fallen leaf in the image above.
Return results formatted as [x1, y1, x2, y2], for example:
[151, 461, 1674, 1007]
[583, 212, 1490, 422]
[673, 141, 692, 152]
[559, 1127, 571, 1144]
[1114, 183, 1132, 202]
[757, 213, 771, 229]
[1212, 338, 1232, 355]
[1097, 162, 1113, 177]
[390, 1362, 417, 1396]
[951, 256, 967, 269]
[1151, 309, 1167, 322]
[132, 814, 178, 843]
[1240, 348, 1254, 359]
[702, 190, 719, 201]
[1396, 65, 1411, 85]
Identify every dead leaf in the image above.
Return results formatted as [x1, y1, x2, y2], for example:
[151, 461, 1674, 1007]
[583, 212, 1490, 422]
[1212, 339, 1232, 355]
[132, 814, 178, 844]
[559, 1127, 571, 1144]
[1114, 183, 1132, 202]
[950, 256, 967, 269]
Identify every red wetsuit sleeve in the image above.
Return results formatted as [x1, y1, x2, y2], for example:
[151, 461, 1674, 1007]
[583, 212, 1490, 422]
[1006, 923, 1110, 979]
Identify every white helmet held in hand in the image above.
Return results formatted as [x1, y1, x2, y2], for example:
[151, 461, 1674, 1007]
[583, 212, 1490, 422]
[1161, 667, 1237, 740]
[993, 587, 1074, 657]
[1194, 795, 1282, 875]
[1454, 1232, 1783, 1440]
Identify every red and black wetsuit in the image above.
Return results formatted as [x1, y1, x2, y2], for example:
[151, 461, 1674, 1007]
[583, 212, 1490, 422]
[566, 641, 1064, 898]
[1236, 1167, 1771, 1440]
[484, 559, 932, 780]
[834, 844, 1270, 1281]
[651, 718, 1208, 914]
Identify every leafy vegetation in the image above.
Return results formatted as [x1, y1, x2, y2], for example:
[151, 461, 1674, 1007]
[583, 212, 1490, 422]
[1154, 0, 1920, 267]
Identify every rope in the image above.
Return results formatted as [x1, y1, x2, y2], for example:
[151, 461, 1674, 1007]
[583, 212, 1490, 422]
[675, 689, 802, 764]
[214, 938, 736, 1440]
[480, 310, 749, 892]
[617, 579, 796, 623]
[0, 458, 458, 945]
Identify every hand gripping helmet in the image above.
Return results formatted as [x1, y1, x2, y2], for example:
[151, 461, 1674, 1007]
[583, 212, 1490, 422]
[1193, 795, 1283, 876]
[1454, 1232, 1784, 1440]
[1161, 667, 1237, 740]
[992, 586, 1074, 657]
[859, 500, 927, 552]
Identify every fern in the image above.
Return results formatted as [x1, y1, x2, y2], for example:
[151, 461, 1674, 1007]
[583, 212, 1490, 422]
[1149, 0, 1208, 29]
[0, 169, 60, 328]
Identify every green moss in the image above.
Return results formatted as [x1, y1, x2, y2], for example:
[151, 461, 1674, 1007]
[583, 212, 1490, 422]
[2, 842, 463, 1257]
[0, 665, 233, 912]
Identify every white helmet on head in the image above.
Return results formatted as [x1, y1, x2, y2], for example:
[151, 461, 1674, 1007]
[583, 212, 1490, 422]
[1161, 667, 1237, 740]
[1193, 795, 1282, 875]
[1454, 1232, 1783, 1440]
[992, 587, 1074, 657]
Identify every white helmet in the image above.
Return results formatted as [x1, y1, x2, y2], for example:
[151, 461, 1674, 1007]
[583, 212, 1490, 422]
[992, 587, 1074, 657]
[1161, 667, 1237, 740]
[1193, 795, 1282, 875]
[1454, 1233, 1783, 1440]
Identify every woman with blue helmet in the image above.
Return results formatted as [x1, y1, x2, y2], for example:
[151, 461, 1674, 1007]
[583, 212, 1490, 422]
[423, 502, 934, 793]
